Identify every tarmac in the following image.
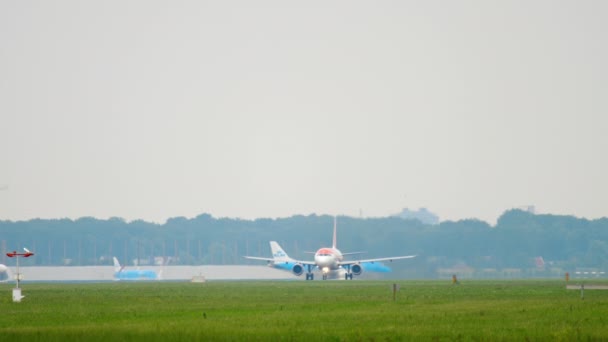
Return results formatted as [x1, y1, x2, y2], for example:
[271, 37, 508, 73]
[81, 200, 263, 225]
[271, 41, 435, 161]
[6, 265, 297, 282]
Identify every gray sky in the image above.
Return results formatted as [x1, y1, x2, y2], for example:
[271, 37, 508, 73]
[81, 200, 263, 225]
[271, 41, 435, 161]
[1, 1, 607, 224]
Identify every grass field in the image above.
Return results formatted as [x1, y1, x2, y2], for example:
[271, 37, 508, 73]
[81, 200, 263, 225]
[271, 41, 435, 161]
[1, 280, 607, 341]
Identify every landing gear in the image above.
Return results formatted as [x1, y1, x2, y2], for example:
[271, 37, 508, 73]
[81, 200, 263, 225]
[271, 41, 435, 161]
[305, 264, 314, 280]
[344, 265, 354, 280]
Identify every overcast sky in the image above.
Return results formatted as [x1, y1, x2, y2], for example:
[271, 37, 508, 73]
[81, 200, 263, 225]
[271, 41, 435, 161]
[1, 1, 607, 224]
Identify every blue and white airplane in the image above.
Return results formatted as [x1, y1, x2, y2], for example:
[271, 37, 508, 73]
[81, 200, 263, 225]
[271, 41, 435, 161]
[0, 264, 11, 282]
[245, 218, 416, 280]
[113, 257, 161, 281]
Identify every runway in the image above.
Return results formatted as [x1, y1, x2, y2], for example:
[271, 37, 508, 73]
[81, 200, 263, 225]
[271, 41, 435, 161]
[7, 265, 297, 282]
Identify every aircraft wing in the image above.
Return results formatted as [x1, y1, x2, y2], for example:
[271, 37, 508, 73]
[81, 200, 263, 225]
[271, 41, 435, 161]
[244, 256, 318, 267]
[289, 259, 317, 266]
[340, 255, 416, 266]
[243, 255, 316, 264]
[243, 256, 275, 262]
[269, 258, 317, 267]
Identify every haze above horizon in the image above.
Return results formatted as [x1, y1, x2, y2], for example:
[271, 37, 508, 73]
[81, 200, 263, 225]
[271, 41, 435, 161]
[1, 1, 607, 225]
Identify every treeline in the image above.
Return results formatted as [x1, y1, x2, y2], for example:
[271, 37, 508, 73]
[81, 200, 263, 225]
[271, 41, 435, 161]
[1, 210, 607, 277]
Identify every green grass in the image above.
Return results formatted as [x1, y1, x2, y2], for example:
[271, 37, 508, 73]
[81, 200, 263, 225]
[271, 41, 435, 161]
[1, 280, 607, 341]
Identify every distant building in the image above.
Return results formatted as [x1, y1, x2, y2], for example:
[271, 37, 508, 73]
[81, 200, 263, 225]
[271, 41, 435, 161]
[394, 207, 439, 225]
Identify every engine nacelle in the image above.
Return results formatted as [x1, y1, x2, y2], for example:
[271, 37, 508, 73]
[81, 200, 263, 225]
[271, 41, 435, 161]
[351, 264, 362, 276]
[292, 264, 304, 276]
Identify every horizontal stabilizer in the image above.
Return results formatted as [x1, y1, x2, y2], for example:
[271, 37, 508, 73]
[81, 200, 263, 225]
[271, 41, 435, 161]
[342, 251, 366, 256]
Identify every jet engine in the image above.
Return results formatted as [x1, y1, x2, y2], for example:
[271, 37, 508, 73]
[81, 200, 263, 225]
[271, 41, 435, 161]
[292, 264, 304, 276]
[351, 264, 362, 276]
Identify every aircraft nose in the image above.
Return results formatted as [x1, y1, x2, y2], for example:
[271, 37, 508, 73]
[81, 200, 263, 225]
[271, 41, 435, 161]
[315, 255, 333, 266]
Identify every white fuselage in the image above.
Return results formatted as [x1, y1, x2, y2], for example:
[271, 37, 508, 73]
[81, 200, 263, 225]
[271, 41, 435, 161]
[314, 247, 343, 274]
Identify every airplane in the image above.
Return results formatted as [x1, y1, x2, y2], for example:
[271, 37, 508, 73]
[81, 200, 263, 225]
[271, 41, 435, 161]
[244, 217, 416, 280]
[113, 257, 161, 280]
[0, 264, 11, 282]
[249, 240, 394, 279]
